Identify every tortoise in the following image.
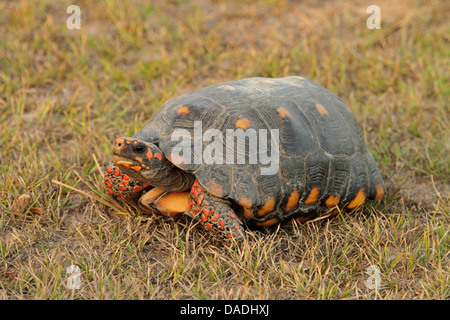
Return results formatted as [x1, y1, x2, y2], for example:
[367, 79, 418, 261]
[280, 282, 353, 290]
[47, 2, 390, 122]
[103, 76, 385, 244]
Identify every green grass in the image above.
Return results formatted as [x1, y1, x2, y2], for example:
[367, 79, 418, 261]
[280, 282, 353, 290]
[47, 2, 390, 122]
[0, 0, 449, 300]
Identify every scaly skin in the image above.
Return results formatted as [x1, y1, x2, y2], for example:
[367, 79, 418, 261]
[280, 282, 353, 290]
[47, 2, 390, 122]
[188, 180, 244, 244]
[103, 162, 150, 204]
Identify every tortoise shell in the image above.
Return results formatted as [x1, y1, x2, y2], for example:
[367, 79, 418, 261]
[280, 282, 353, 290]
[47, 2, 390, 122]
[129, 76, 385, 225]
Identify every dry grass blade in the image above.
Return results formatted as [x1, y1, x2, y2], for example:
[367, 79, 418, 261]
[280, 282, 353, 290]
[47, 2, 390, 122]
[51, 179, 123, 213]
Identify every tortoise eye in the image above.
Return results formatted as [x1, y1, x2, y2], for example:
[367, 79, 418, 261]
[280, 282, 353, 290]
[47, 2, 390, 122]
[133, 145, 146, 154]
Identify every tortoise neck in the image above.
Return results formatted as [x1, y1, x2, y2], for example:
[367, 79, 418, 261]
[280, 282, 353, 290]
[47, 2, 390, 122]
[146, 160, 195, 192]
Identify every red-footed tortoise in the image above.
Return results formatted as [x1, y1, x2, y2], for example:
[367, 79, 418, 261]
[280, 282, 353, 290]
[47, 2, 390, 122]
[103, 76, 385, 244]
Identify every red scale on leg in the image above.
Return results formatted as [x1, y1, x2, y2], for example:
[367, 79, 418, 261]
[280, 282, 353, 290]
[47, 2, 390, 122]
[103, 162, 148, 206]
[188, 179, 244, 244]
[210, 212, 220, 222]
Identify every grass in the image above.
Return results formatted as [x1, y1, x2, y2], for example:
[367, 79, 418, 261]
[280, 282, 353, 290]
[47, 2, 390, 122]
[0, 0, 449, 300]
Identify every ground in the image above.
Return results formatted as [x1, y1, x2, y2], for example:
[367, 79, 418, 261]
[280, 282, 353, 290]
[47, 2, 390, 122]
[0, 0, 448, 299]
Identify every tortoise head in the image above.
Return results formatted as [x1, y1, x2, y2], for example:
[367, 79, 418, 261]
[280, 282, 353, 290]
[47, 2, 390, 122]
[112, 137, 166, 184]
[112, 137, 195, 192]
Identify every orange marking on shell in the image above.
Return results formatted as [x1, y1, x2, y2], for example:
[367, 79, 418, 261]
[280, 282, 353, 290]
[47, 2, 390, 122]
[255, 217, 278, 227]
[304, 186, 319, 205]
[130, 165, 141, 171]
[348, 189, 366, 209]
[257, 196, 275, 216]
[177, 105, 190, 114]
[285, 189, 300, 212]
[235, 118, 251, 129]
[277, 107, 291, 118]
[208, 181, 223, 197]
[375, 184, 385, 200]
[315, 103, 329, 115]
[325, 195, 340, 207]
[238, 196, 252, 208]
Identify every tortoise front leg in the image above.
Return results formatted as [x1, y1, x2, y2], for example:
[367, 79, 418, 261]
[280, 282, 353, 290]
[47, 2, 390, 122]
[103, 162, 149, 205]
[189, 180, 245, 244]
